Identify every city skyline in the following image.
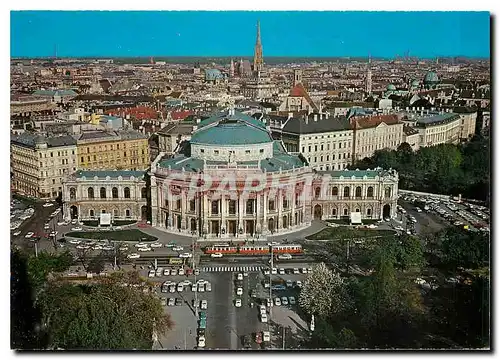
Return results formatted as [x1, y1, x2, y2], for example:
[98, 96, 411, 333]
[11, 11, 491, 58]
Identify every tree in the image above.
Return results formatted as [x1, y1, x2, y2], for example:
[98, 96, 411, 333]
[37, 271, 174, 350]
[298, 263, 347, 317]
[436, 227, 489, 269]
[395, 235, 425, 271]
[27, 250, 73, 289]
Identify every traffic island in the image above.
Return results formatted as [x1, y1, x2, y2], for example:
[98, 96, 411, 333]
[65, 229, 157, 242]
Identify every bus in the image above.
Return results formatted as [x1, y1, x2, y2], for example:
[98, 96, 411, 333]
[169, 258, 184, 265]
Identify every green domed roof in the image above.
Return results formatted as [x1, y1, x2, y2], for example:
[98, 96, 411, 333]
[424, 71, 439, 84]
[191, 120, 272, 146]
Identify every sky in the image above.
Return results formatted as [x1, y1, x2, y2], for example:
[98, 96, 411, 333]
[10, 11, 490, 58]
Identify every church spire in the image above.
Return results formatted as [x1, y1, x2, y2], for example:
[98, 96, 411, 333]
[253, 20, 264, 72]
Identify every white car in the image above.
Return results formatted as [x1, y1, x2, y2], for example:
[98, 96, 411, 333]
[198, 283, 205, 292]
[42, 202, 54, 207]
[259, 305, 267, 315]
[211, 252, 223, 258]
[178, 268, 185, 276]
[179, 253, 192, 258]
[275, 297, 281, 306]
[119, 246, 129, 251]
[127, 253, 140, 259]
[171, 269, 177, 276]
[263, 268, 270, 275]
[172, 246, 184, 251]
[24, 232, 34, 238]
[138, 246, 152, 252]
[156, 268, 163, 276]
[235, 299, 242, 307]
[289, 296, 296, 305]
[281, 297, 289, 306]
[163, 269, 170, 276]
[148, 270, 156, 278]
[69, 239, 81, 245]
[177, 284, 184, 292]
[150, 242, 163, 248]
[93, 245, 103, 251]
[192, 284, 197, 292]
[271, 268, 278, 275]
[278, 253, 292, 260]
[293, 268, 300, 274]
[135, 242, 149, 248]
[76, 244, 90, 250]
[263, 331, 271, 342]
[237, 273, 243, 281]
[71, 227, 83, 231]
[236, 287, 243, 296]
[198, 336, 206, 348]
[13, 231, 21, 236]
[279, 268, 285, 275]
[57, 221, 66, 226]
[50, 231, 58, 237]
[200, 300, 208, 309]
[44, 223, 50, 230]
[205, 282, 212, 292]
[260, 313, 268, 323]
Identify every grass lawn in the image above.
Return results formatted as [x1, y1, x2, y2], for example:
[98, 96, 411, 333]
[306, 227, 396, 241]
[326, 219, 380, 225]
[81, 220, 137, 227]
[65, 229, 157, 242]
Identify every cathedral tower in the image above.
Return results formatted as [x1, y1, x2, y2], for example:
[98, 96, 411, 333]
[253, 20, 264, 72]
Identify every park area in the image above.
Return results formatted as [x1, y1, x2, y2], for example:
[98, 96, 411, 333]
[305, 226, 396, 241]
[65, 229, 157, 242]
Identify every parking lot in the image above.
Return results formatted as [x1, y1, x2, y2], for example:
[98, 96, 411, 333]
[141, 263, 313, 350]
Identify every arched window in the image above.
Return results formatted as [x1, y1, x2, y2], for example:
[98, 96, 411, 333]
[385, 187, 392, 199]
[355, 208, 360, 212]
[89, 209, 95, 218]
[366, 208, 372, 216]
[343, 208, 348, 216]
[100, 187, 106, 199]
[315, 187, 321, 198]
[355, 186, 362, 198]
[69, 187, 76, 200]
[124, 187, 130, 199]
[332, 208, 337, 216]
[367, 186, 374, 198]
[332, 186, 338, 196]
[88, 187, 94, 199]
[113, 209, 118, 218]
[125, 209, 131, 217]
[112, 187, 118, 198]
[343, 186, 350, 198]
[141, 187, 147, 199]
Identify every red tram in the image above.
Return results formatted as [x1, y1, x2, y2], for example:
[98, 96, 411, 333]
[204, 244, 303, 255]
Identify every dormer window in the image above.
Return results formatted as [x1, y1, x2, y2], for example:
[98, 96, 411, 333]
[214, 150, 219, 155]
[200, 149, 204, 153]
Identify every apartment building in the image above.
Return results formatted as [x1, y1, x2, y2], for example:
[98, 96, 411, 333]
[280, 114, 353, 171]
[401, 110, 462, 147]
[75, 129, 149, 171]
[351, 114, 404, 162]
[11, 133, 78, 199]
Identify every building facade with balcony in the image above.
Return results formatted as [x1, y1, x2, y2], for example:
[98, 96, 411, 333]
[149, 109, 398, 238]
[62, 170, 148, 222]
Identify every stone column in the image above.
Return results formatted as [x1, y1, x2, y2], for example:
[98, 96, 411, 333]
[291, 189, 296, 226]
[203, 194, 209, 235]
[262, 191, 268, 233]
[277, 189, 282, 230]
[256, 192, 261, 234]
[180, 190, 186, 230]
[238, 193, 244, 235]
[167, 190, 173, 229]
[221, 195, 226, 238]
[151, 178, 158, 227]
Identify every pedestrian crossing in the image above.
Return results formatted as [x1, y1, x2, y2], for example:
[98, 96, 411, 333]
[201, 266, 263, 273]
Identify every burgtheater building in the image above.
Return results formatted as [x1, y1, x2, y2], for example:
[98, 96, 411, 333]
[149, 109, 399, 238]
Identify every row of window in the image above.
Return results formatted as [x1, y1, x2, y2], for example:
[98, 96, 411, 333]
[315, 186, 392, 198]
[302, 142, 350, 153]
[200, 149, 265, 155]
[84, 143, 146, 153]
[69, 187, 147, 200]
[87, 209, 132, 218]
[308, 153, 350, 163]
[304, 133, 350, 140]
[40, 150, 76, 158]
[165, 198, 296, 214]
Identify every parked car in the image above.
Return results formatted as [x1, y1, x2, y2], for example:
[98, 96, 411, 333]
[148, 270, 156, 278]
[127, 253, 140, 259]
[205, 282, 212, 292]
[167, 298, 175, 306]
[260, 313, 268, 323]
[24, 232, 34, 238]
[71, 227, 83, 231]
[236, 287, 243, 296]
[200, 300, 208, 309]
[13, 231, 21, 236]
[263, 331, 271, 342]
[198, 283, 205, 292]
[275, 297, 281, 306]
[255, 332, 263, 344]
[179, 253, 192, 258]
[279, 268, 285, 275]
[170, 269, 177, 276]
[211, 252, 223, 258]
[281, 297, 289, 306]
[293, 268, 300, 274]
[198, 336, 206, 348]
[150, 242, 163, 248]
[138, 246, 152, 252]
[178, 268, 185, 276]
[177, 284, 184, 292]
[237, 273, 243, 280]
[278, 253, 292, 260]
[172, 246, 184, 251]
[259, 305, 267, 315]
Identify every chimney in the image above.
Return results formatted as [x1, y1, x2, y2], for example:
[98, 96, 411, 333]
[314, 114, 318, 122]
